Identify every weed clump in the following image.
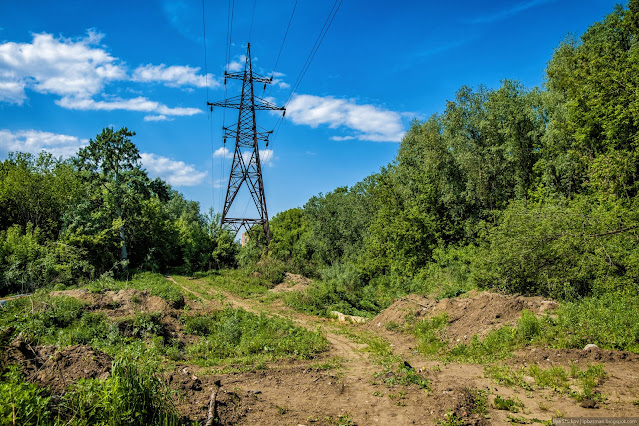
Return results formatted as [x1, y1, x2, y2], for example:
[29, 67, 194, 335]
[0, 357, 179, 426]
[183, 308, 328, 366]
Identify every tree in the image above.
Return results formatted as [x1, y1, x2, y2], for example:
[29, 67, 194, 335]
[0, 152, 81, 238]
[75, 127, 150, 266]
[545, 2, 639, 200]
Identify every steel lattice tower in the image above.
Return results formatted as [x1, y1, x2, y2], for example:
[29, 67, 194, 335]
[208, 43, 285, 243]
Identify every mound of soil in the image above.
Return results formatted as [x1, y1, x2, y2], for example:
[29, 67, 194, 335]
[269, 273, 311, 293]
[509, 347, 639, 366]
[5, 335, 111, 394]
[433, 387, 490, 426]
[50, 288, 171, 317]
[366, 291, 558, 345]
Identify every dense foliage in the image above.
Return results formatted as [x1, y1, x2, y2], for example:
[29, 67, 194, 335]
[1, 2, 637, 309]
[259, 1, 639, 310]
[0, 129, 238, 295]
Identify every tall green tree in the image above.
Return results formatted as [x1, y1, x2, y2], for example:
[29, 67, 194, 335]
[74, 127, 150, 266]
[0, 152, 81, 238]
[545, 1, 639, 200]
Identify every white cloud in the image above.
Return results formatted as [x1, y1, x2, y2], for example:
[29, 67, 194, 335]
[132, 64, 219, 88]
[0, 129, 87, 157]
[214, 146, 274, 166]
[213, 146, 233, 159]
[242, 149, 274, 167]
[144, 114, 173, 122]
[0, 128, 207, 186]
[0, 31, 125, 103]
[140, 152, 207, 187]
[0, 30, 214, 117]
[226, 55, 247, 72]
[259, 149, 274, 165]
[286, 94, 406, 142]
[213, 178, 226, 189]
[0, 70, 27, 104]
[57, 96, 202, 116]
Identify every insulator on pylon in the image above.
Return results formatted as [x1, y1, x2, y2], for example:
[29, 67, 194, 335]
[282, 110, 286, 117]
[223, 138, 227, 144]
[263, 83, 267, 91]
[224, 78, 227, 85]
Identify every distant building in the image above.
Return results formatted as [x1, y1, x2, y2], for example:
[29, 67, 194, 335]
[241, 232, 249, 247]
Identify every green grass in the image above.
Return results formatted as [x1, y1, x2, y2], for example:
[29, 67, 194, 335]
[484, 365, 533, 390]
[0, 365, 53, 426]
[283, 280, 379, 318]
[0, 291, 91, 344]
[493, 395, 524, 412]
[182, 308, 328, 367]
[346, 330, 430, 390]
[408, 293, 639, 364]
[87, 272, 185, 308]
[485, 363, 606, 402]
[310, 356, 344, 371]
[410, 313, 449, 356]
[189, 269, 271, 298]
[0, 356, 179, 426]
[548, 293, 639, 352]
[62, 356, 179, 426]
[0, 291, 171, 355]
[409, 311, 522, 362]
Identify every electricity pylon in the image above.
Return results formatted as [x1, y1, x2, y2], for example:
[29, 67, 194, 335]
[208, 43, 285, 243]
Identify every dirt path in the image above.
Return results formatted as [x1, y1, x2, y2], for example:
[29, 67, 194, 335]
[171, 276, 437, 424]
[26, 276, 639, 424]
[169, 276, 639, 425]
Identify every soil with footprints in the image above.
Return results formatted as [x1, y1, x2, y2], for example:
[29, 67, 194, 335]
[4, 275, 639, 425]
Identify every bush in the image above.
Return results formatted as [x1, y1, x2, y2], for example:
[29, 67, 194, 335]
[552, 292, 639, 352]
[62, 356, 179, 426]
[185, 308, 328, 366]
[470, 198, 639, 299]
[0, 224, 94, 296]
[517, 310, 542, 342]
[0, 366, 53, 426]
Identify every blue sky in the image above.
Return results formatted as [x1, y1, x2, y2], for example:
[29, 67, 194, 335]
[0, 0, 623, 219]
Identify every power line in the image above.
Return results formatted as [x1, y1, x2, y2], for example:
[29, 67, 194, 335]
[225, 0, 235, 71]
[248, 0, 257, 43]
[221, 0, 236, 214]
[202, 0, 215, 211]
[201, 0, 209, 102]
[265, 0, 298, 97]
[287, 0, 343, 105]
[270, 0, 344, 149]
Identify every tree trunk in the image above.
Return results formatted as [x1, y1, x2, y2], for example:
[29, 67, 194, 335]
[116, 205, 128, 262]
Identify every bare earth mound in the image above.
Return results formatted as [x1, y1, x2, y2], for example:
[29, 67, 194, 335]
[269, 272, 311, 293]
[5, 335, 111, 394]
[50, 288, 171, 317]
[366, 290, 558, 345]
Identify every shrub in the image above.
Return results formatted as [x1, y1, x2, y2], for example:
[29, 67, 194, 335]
[62, 356, 179, 426]
[185, 308, 328, 366]
[0, 366, 53, 426]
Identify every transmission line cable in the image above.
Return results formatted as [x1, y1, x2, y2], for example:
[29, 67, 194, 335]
[270, 0, 343, 150]
[287, 0, 342, 104]
[248, 0, 257, 43]
[263, 0, 298, 97]
[202, 0, 216, 211]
